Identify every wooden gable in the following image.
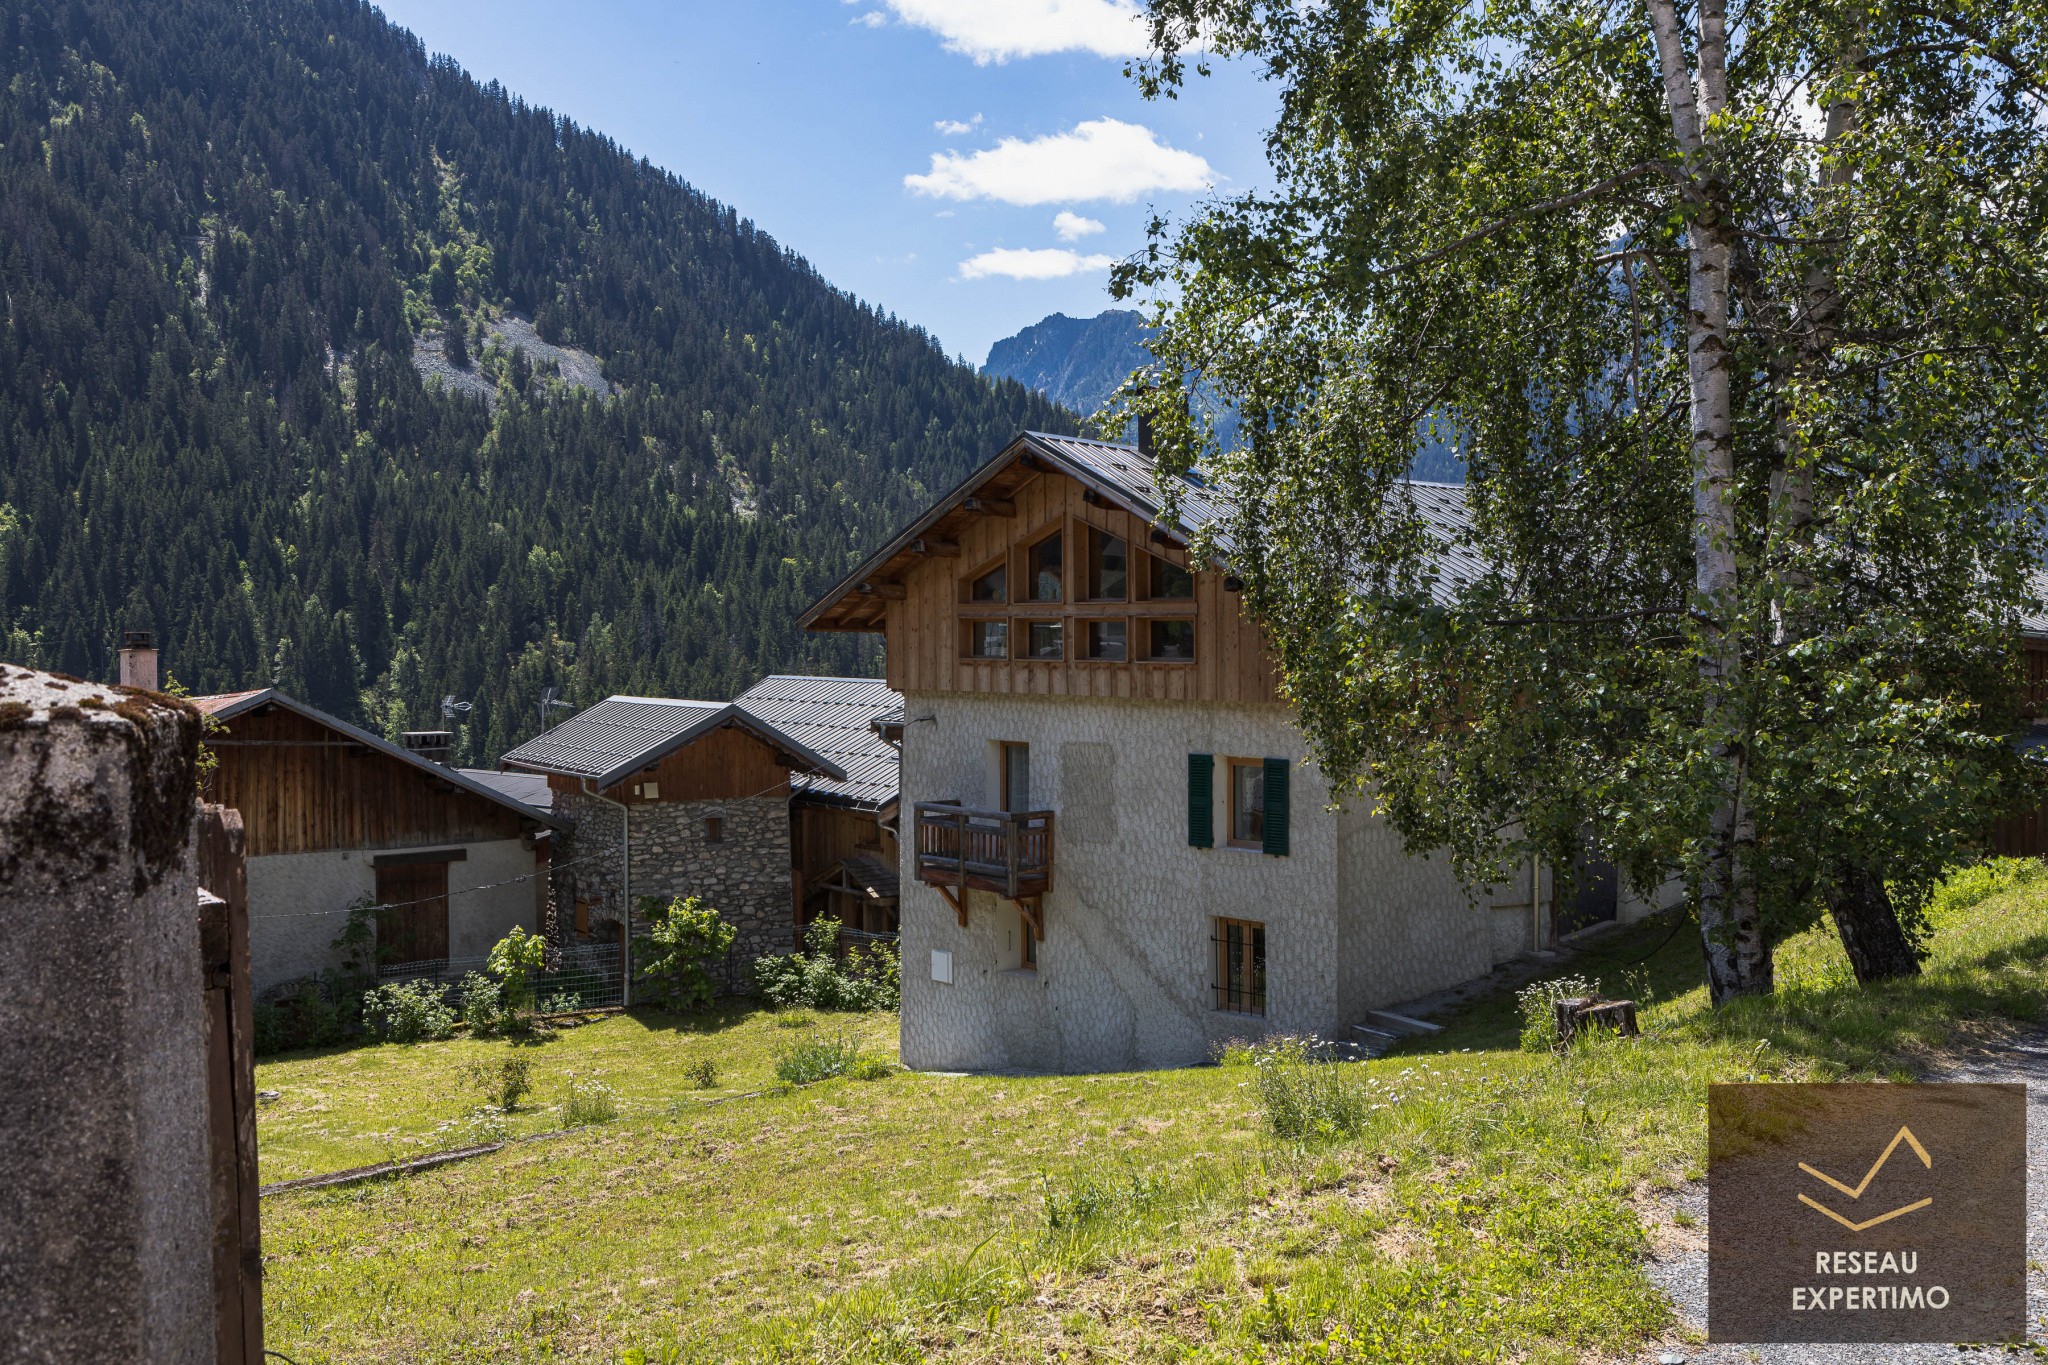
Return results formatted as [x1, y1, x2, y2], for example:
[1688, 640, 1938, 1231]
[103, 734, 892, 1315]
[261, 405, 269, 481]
[203, 704, 534, 858]
[871, 462, 1280, 704]
[542, 721, 794, 806]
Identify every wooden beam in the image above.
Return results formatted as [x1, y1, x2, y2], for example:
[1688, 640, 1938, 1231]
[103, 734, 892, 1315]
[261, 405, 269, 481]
[910, 538, 960, 558]
[963, 496, 1016, 517]
[1014, 894, 1044, 942]
[934, 882, 966, 926]
[856, 580, 908, 600]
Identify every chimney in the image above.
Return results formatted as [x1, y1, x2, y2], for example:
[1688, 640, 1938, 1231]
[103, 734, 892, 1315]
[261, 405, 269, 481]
[1135, 412, 1155, 461]
[117, 631, 158, 692]
[403, 730, 455, 765]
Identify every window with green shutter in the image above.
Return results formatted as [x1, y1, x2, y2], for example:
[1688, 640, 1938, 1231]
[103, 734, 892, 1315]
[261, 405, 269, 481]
[1188, 753, 1214, 847]
[1262, 757, 1291, 856]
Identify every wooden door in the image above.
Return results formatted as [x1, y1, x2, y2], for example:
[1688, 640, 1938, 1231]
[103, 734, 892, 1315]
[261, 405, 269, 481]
[375, 860, 450, 965]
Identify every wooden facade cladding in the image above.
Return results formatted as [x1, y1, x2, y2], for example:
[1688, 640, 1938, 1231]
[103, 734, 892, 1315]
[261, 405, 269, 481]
[541, 723, 793, 805]
[874, 465, 1280, 704]
[202, 706, 531, 858]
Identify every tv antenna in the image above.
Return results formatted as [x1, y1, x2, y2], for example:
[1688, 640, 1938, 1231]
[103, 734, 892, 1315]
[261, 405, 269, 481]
[440, 695, 473, 724]
[538, 686, 573, 732]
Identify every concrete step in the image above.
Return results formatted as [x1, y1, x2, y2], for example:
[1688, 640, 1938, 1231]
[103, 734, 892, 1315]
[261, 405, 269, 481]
[1365, 1009, 1444, 1037]
[1350, 1024, 1402, 1057]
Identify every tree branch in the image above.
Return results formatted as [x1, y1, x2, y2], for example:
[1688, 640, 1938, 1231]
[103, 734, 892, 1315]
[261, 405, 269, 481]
[1372, 162, 1675, 278]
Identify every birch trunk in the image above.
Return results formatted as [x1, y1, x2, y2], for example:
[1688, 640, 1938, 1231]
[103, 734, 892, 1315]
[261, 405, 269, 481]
[1646, 0, 1773, 1001]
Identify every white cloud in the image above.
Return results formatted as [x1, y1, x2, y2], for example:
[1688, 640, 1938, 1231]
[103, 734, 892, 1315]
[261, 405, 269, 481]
[934, 114, 983, 136]
[880, 0, 1149, 63]
[905, 118, 1214, 205]
[1053, 210, 1106, 240]
[958, 247, 1116, 280]
[850, 10, 887, 27]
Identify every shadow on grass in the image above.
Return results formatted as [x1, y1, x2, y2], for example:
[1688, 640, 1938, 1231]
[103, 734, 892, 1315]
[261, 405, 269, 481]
[623, 1001, 768, 1036]
[1425, 898, 2048, 1076]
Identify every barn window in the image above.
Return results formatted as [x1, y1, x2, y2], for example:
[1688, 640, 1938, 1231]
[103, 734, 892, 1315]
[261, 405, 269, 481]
[704, 816, 724, 844]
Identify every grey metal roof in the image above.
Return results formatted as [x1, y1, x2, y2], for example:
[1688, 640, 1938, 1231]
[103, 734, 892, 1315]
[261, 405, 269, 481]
[736, 675, 902, 812]
[499, 695, 847, 788]
[189, 688, 562, 828]
[458, 768, 553, 812]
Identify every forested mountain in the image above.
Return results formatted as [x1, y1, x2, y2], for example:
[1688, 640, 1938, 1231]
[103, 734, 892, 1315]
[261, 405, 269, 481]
[0, 0, 1071, 763]
[983, 310, 1153, 419]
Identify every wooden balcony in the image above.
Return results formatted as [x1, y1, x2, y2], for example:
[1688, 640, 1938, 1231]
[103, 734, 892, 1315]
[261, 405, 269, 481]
[913, 803, 1054, 914]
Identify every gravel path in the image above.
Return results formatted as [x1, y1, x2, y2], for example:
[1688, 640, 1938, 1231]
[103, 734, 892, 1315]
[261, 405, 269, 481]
[1640, 1032, 2048, 1363]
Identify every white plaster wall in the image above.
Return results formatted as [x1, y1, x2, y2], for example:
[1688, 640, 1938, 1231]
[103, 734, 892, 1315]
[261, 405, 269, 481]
[247, 837, 538, 993]
[1333, 805, 1532, 1020]
[898, 693, 1338, 1073]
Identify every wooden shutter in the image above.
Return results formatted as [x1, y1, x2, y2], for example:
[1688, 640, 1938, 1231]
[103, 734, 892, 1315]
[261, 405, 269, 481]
[1187, 753, 1214, 848]
[1262, 758, 1291, 856]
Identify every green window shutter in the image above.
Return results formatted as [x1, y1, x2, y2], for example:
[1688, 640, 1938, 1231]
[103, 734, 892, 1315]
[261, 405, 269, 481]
[1262, 757, 1291, 856]
[1187, 753, 1214, 848]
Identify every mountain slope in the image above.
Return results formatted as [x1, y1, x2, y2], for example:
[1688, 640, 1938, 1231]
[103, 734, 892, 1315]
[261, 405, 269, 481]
[0, 0, 1070, 762]
[983, 310, 1153, 419]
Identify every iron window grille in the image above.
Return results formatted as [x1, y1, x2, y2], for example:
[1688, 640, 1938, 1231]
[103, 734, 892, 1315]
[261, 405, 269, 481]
[1212, 917, 1267, 1015]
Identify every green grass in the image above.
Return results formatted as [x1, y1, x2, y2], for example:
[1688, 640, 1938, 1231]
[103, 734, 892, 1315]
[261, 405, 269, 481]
[257, 862, 2048, 1363]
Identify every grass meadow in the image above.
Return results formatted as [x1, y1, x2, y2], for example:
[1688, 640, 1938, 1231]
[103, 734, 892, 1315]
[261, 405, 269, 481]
[256, 861, 2048, 1362]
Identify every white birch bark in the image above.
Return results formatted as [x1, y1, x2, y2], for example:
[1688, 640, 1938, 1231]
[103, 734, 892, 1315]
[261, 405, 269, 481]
[1646, 0, 1771, 1000]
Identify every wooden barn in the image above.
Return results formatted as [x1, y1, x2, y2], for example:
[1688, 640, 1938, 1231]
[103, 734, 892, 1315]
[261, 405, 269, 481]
[191, 689, 558, 994]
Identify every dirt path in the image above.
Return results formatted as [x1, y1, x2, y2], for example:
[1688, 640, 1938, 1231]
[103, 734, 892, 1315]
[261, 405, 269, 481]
[1640, 1032, 2048, 1362]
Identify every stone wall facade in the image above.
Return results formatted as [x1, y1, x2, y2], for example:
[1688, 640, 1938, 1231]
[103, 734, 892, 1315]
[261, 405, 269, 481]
[552, 786, 793, 987]
[897, 691, 1558, 1074]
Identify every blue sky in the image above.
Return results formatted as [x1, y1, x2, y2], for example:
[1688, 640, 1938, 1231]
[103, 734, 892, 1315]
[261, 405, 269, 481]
[369, 0, 1277, 365]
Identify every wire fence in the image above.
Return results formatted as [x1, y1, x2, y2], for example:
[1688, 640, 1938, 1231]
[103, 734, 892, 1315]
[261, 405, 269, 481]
[376, 941, 625, 1012]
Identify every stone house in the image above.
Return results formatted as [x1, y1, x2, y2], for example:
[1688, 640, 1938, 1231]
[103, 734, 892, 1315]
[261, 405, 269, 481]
[190, 687, 558, 995]
[802, 430, 1678, 1073]
[499, 696, 848, 976]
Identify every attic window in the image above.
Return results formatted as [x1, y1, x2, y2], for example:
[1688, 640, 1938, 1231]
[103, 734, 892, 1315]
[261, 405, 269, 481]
[1027, 532, 1063, 602]
[1087, 528, 1127, 601]
[1149, 555, 1194, 600]
[971, 564, 1007, 603]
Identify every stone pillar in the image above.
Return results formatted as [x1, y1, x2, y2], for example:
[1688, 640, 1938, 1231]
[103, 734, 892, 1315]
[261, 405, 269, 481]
[0, 665, 213, 1365]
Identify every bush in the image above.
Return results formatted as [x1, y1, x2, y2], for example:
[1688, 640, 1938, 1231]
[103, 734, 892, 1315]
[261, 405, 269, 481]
[751, 917, 900, 1011]
[465, 1055, 533, 1111]
[253, 971, 364, 1054]
[1516, 973, 1600, 1053]
[685, 1058, 719, 1089]
[457, 972, 505, 1036]
[634, 895, 736, 1012]
[562, 1078, 621, 1126]
[360, 979, 456, 1044]
[487, 925, 548, 1017]
[774, 1033, 864, 1085]
[1928, 858, 2048, 921]
[538, 989, 583, 1016]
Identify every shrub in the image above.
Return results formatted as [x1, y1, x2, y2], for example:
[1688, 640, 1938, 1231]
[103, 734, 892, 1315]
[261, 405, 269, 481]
[685, 1058, 719, 1089]
[465, 1055, 533, 1111]
[774, 1033, 863, 1085]
[634, 895, 737, 1012]
[751, 917, 900, 1011]
[487, 925, 548, 1016]
[538, 989, 583, 1016]
[457, 972, 504, 1036]
[1928, 857, 2048, 921]
[360, 979, 456, 1044]
[1516, 973, 1600, 1053]
[562, 1078, 620, 1126]
[252, 971, 364, 1055]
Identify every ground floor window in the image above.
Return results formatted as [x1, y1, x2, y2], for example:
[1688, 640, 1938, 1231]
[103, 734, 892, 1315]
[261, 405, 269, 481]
[1213, 917, 1266, 1015]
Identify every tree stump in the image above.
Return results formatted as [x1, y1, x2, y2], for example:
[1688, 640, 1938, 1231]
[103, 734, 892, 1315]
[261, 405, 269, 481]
[1553, 995, 1640, 1047]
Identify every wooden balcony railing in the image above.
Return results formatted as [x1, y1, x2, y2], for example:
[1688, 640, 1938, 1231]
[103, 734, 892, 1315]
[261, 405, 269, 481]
[913, 802, 1054, 902]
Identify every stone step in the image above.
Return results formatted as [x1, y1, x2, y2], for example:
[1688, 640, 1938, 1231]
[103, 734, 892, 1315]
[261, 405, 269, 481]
[1364, 1009, 1444, 1037]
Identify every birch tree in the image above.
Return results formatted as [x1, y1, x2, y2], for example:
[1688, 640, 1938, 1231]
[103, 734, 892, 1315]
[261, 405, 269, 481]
[1121, 0, 2048, 1000]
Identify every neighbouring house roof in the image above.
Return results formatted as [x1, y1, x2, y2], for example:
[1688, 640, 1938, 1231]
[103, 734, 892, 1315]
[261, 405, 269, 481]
[188, 688, 561, 827]
[801, 429, 1485, 631]
[458, 768, 553, 811]
[498, 695, 848, 789]
[735, 675, 901, 813]
[817, 851, 900, 902]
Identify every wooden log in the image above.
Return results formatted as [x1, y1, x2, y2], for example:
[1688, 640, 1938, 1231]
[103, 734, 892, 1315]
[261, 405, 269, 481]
[1553, 995, 1639, 1047]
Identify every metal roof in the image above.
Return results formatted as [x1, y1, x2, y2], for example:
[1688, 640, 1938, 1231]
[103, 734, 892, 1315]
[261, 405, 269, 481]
[458, 768, 554, 811]
[498, 695, 848, 789]
[188, 688, 561, 827]
[736, 675, 902, 812]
